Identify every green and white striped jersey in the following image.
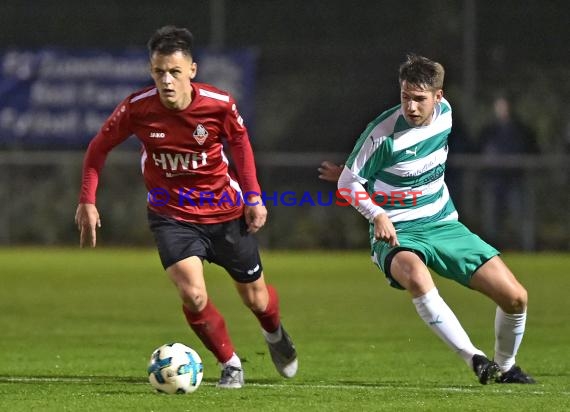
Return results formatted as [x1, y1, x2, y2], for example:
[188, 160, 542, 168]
[340, 97, 458, 230]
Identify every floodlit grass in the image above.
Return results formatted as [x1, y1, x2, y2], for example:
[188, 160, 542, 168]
[0, 248, 568, 411]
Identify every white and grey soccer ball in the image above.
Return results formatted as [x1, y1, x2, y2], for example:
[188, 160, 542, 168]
[147, 343, 204, 394]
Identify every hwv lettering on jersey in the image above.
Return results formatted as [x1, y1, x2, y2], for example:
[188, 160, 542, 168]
[153, 152, 208, 171]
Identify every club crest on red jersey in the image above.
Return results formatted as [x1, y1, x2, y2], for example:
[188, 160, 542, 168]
[193, 124, 209, 145]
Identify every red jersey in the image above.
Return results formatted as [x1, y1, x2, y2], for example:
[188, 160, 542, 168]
[79, 82, 261, 224]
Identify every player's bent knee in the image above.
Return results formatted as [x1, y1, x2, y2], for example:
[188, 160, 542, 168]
[513, 286, 528, 313]
[502, 286, 528, 314]
[240, 291, 267, 312]
[390, 255, 434, 295]
[179, 286, 208, 311]
[405, 274, 435, 296]
[237, 284, 268, 312]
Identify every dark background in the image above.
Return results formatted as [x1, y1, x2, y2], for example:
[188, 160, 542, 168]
[0, 0, 568, 249]
[2, 0, 568, 152]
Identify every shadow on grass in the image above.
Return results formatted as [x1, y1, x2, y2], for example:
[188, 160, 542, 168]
[2, 375, 547, 392]
[0, 375, 147, 384]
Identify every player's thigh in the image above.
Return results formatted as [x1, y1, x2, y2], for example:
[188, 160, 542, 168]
[147, 210, 210, 269]
[390, 250, 435, 297]
[469, 256, 527, 313]
[166, 256, 208, 309]
[373, 232, 433, 294]
[234, 273, 269, 312]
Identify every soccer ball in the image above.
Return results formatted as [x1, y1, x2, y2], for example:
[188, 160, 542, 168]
[147, 343, 204, 394]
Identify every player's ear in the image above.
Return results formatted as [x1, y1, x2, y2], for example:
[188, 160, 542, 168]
[435, 89, 443, 103]
[190, 62, 197, 80]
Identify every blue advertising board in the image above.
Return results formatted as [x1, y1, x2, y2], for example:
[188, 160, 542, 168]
[0, 48, 257, 149]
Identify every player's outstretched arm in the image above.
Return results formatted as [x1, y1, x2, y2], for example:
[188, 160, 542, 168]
[74, 203, 101, 248]
[318, 161, 343, 183]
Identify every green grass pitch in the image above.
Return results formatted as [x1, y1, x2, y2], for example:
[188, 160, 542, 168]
[0, 249, 568, 411]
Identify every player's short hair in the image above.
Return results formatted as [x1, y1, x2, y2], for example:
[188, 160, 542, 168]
[398, 54, 445, 91]
[147, 26, 194, 59]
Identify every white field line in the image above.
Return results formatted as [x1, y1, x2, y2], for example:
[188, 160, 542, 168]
[0, 376, 566, 396]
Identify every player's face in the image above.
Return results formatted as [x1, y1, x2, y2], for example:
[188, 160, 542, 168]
[400, 81, 443, 127]
[150, 51, 197, 110]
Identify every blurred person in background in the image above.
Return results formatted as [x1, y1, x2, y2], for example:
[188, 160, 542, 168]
[478, 94, 539, 249]
[74, 25, 297, 389]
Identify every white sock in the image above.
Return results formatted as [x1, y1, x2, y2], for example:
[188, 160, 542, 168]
[262, 325, 283, 344]
[221, 352, 242, 369]
[494, 306, 526, 372]
[413, 288, 484, 366]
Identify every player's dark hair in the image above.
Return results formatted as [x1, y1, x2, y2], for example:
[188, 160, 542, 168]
[398, 54, 445, 90]
[147, 26, 194, 58]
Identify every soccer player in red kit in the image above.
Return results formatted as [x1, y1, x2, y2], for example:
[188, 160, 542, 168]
[74, 25, 297, 388]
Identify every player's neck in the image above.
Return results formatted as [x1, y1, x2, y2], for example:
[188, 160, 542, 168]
[162, 92, 192, 111]
[178, 93, 192, 110]
[160, 89, 194, 111]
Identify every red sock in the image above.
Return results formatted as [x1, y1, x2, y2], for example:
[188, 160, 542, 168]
[182, 300, 235, 363]
[253, 284, 281, 333]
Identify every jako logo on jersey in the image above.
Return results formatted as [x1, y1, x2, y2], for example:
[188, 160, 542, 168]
[193, 124, 209, 145]
[149, 132, 166, 138]
[153, 151, 208, 171]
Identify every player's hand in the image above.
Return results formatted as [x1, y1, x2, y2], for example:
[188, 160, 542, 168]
[74, 203, 101, 248]
[318, 161, 343, 183]
[244, 195, 267, 233]
[373, 213, 400, 247]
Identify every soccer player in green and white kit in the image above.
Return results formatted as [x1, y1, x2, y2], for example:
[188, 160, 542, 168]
[336, 54, 534, 384]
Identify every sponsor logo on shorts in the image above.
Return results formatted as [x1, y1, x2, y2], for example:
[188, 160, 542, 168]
[246, 264, 260, 275]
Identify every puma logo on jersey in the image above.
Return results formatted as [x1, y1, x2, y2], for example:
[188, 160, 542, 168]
[405, 147, 418, 156]
[149, 131, 166, 138]
[193, 124, 209, 145]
